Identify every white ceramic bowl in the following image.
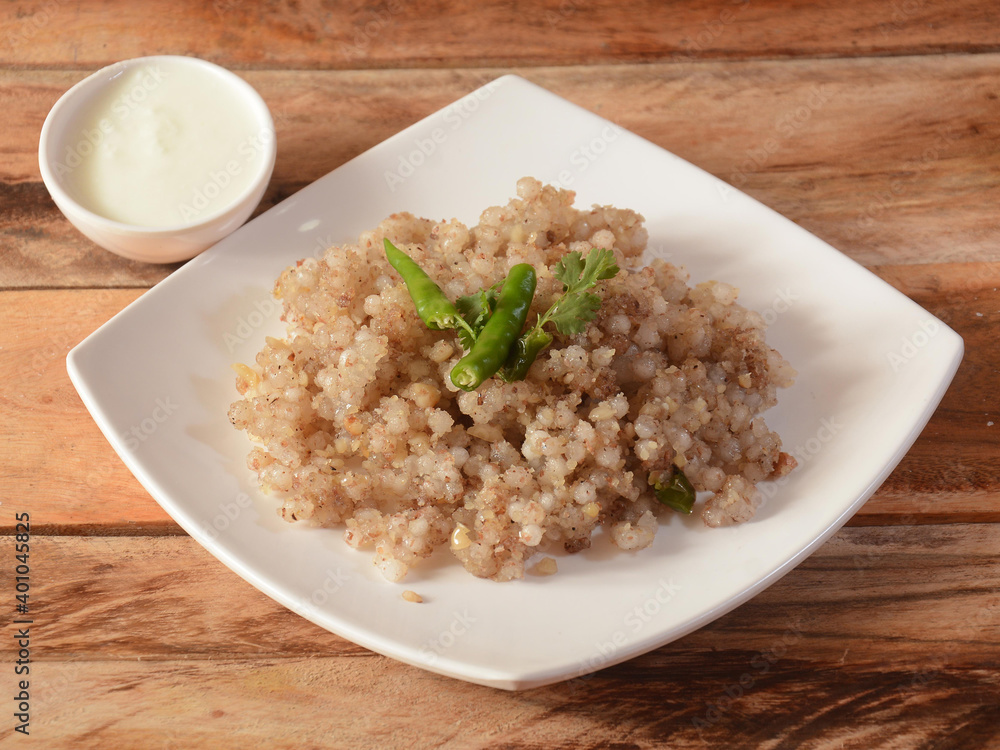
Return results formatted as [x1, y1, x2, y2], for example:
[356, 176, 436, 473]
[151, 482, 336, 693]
[38, 55, 276, 264]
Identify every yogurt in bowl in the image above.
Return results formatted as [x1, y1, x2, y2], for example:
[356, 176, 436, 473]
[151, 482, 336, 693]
[39, 55, 276, 263]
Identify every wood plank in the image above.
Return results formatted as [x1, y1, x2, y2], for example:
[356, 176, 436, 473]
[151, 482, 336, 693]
[0, 289, 172, 529]
[4, 260, 997, 531]
[848, 261, 1000, 525]
[1, 0, 998, 71]
[8, 525, 998, 661]
[9, 525, 1000, 747]
[5, 54, 1000, 288]
[19, 655, 1000, 749]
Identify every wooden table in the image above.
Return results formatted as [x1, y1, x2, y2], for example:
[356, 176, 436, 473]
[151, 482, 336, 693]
[4, 1, 999, 747]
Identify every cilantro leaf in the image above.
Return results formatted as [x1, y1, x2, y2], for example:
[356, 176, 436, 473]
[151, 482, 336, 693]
[553, 248, 619, 297]
[538, 248, 619, 332]
[553, 251, 585, 292]
[454, 284, 500, 350]
[455, 324, 477, 351]
[584, 248, 620, 284]
[547, 292, 602, 335]
[455, 288, 493, 328]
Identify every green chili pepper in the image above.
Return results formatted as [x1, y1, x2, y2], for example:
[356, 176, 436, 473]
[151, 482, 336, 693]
[451, 264, 537, 391]
[654, 469, 696, 514]
[499, 326, 553, 382]
[384, 238, 470, 333]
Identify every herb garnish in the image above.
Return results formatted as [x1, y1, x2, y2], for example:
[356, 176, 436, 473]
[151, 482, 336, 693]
[384, 241, 619, 388]
[653, 469, 696, 514]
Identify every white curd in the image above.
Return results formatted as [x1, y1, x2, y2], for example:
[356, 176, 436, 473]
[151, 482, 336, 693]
[57, 58, 271, 228]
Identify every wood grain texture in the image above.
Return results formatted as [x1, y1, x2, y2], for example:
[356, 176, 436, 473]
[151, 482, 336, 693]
[1, 0, 998, 71]
[848, 262, 1000, 525]
[0, 288, 169, 529]
[5, 54, 999, 289]
[4, 2, 997, 745]
[3, 262, 997, 533]
[9, 526, 999, 661]
[4, 526, 999, 747]
[16, 654, 1000, 749]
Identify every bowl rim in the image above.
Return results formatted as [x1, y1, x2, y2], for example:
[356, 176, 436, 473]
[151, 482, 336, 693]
[37, 54, 276, 238]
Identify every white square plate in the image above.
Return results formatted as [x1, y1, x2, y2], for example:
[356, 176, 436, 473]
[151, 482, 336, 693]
[68, 75, 963, 690]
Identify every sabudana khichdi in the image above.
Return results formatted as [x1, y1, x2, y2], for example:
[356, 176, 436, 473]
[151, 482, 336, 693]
[228, 178, 796, 582]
